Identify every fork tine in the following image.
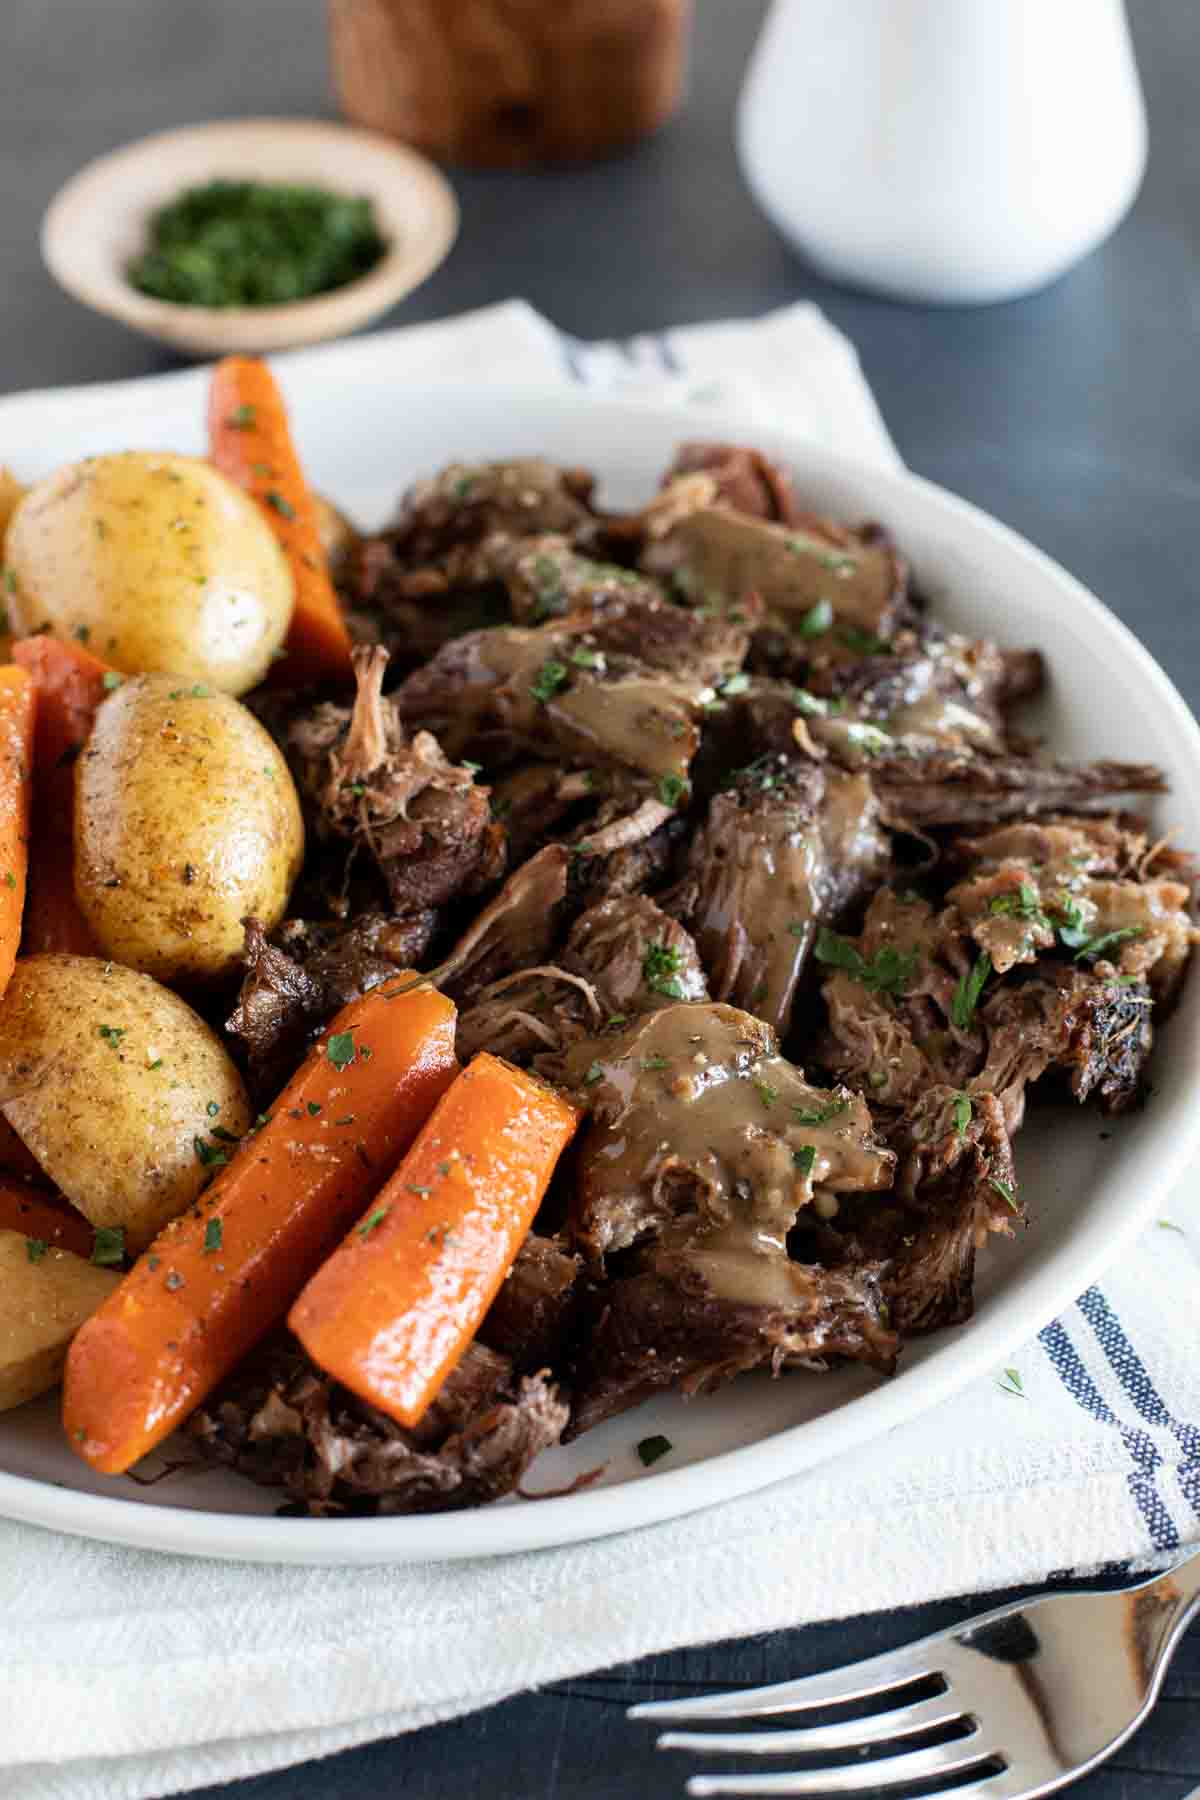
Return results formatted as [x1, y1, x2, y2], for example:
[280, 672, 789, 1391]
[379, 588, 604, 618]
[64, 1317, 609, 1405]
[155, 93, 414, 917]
[628, 1644, 939, 1723]
[657, 1691, 969, 1756]
[684, 1736, 995, 1796]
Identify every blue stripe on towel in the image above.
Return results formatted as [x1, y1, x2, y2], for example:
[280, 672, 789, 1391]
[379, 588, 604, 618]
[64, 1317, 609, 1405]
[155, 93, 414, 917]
[1077, 1285, 1200, 1521]
[1039, 1316, 1180, 1552]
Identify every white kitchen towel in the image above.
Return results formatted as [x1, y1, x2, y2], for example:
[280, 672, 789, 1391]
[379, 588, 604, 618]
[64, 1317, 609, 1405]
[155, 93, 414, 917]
[1, 299, 1196, 1800]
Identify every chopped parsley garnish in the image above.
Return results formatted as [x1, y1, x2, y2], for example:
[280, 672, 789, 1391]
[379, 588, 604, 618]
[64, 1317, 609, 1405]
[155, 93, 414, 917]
[407, 1184, 432, 1197]
[792, 1145, 817, 1176]
[816, 550, 858, 575]
[147, 1057, 163, 1071]
[203, 1217, 223, 1255]
[658, 773, 688, 808]
[97, 1023, 126, 1050]
[91, 1226, 125, 1267]
[643, 938, 685, 999]
[582, 1061, 604, 1087]
[718, 671, 750, 697]
[951, 952, 992, 1031]
[1070, 925, 1143, 963]
[226, 404, 256, 429]
[74, 624, 91, 643]
[989, 1177, 1019, 1213]
[101, 671, 124, 691]
[636, 1433, 673, 1468]
[529, 659, 569, 704]
[787, 920, 808, 938]
[813, 927, 918, 999]
[570, 645, 603, 669]
[839, 625, 890, 656]
[452, 474, 475, 501]
[193, 1136, 227, 1168]
[844, 721, 891, 756]
[793, 1099, 848, 1126]
[989, 881, 1049, 928]
[25, 1237, 48, 1264]
[996, 1368, 1025, 1398]
[796, 597, 834, 637]
[206, 1100, 220, 1117]
[1, 568, 15, 595]
[265, 491, 296, 519]
[326, 1031, 356, 1071]
[1158, 1219, 1185, 1235]
[791, 688, 841, 717]
[754, 1079, 778, 1108]
[210, 1125, 240, 1143]
[357, 1206, 389, 1240]
[3, 872, 14, 889]
[306, 1101, 322, 1117]
[641, 1055, 670, 1071]
[952, 1092, 972, 1135]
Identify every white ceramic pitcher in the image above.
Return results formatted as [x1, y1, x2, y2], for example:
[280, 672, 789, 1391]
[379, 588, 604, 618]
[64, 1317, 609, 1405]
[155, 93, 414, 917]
[737, 0, 1148, 306]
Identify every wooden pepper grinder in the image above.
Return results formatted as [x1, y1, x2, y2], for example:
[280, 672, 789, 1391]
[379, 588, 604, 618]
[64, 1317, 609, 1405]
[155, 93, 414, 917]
[328, 0, 693, 167]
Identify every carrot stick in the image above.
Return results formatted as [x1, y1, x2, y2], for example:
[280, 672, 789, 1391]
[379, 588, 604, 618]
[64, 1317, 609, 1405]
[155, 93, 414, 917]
[63, 980, 458, 1474]
[0, 1177, 95, 1260]
[0, 667, 34, 997]
[11, 636, 113, 955]
[11, 634, 114, 776]
[207, 356, 353, 689]
[289, 1053, 580, 1430]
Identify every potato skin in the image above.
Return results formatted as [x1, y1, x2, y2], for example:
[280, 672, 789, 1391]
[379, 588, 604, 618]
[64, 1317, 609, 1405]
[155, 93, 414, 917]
[75, 674, 304, 984]
[5, 451, 293, 694]
[0, 955, 251, 1253]
[0, 1231, 119, 1412]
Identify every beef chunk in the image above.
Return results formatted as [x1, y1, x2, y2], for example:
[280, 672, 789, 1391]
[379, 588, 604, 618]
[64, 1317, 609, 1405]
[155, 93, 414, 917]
[228, 911, 436, 1097]
[494, 534, 664, 628]
[644, 505, 911, 643]
[189, 1336, 567, 1516]
[560, 1003, 894, 1261]
[978, 963, 1154, 1122]
[662, 441, 803, 524]
[564, 895, 709, 1018]
[676, 753, 890, 1038]
[440, 843, 571, 1005]
[396, 623, 705, 786]
[478, 1233, 582, 1374]
[872, 746, 1167, 831]
[568, 1245, 897, 1437]
[288, 647, 503, 912]
[389, 458, 597, 566]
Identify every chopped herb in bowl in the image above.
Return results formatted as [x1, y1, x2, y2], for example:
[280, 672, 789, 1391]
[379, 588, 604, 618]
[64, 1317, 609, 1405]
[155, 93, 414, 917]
[127, 180, 387, 309]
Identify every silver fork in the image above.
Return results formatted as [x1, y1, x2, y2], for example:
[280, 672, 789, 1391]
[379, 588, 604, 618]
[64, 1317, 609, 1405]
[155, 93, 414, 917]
[629, 1549, 1200, 1798]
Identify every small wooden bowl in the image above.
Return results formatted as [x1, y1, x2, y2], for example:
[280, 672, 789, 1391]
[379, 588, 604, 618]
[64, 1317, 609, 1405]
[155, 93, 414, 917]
[41, 118, 459, 357]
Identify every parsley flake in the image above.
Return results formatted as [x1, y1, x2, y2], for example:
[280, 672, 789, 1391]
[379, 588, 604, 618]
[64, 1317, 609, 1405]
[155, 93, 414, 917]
[92, 1226, 125, 1267]
[530, 659, 569, 704]
[1072, 925, 1143, 963]
[658, 773, 688, 808]
[101, 671, 123, 691]
[358, 1206, 389, 1240]
[583, 1060, 604, 1087]
[636, 1433, 673, 1468]
[796, 597, 834, 638]
[327, 1031, 356, 1071]
[814, 927, 918, 999]
[265, 490, 296, 519]
[952, 1092, 973, 1135]
[203, 1217, 223, 1255]
[990, 1177, 1019, 1213]
[194, 1136, 227, 1168]
[951, 952, 992, 1031]
[792, 1145, 817, 1176]
[97, 1023, 126, 1050]
[996, 1368, 1026, 1398]
[643, 939, 685, 999]
[793, 1099, 848, 1126]
[25, 1237, 48, 1264]
[226, 403, 256, 429]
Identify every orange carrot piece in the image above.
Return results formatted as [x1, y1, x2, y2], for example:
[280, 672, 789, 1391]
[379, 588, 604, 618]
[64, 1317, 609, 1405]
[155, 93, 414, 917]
[207, 356, 353, 689]
[63, 981, 458, 1474]
[290, 1052, 580, 1430]
[0, 667, 34, 996]
[11, 634, 114, 777]
[0, 1177, 95, 1260]
[11, 636, 113, 955]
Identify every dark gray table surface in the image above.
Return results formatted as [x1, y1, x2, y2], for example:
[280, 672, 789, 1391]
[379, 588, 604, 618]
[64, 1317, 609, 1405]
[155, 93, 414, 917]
[3, 3, 1198, 1797]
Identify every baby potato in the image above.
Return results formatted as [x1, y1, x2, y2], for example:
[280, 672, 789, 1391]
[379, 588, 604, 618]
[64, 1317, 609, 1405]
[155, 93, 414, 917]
[4, 451, 293, 694]
[0, 1231, 120, 1413]
[0, 954, 251, 1253]
[75, 674, 304, 984]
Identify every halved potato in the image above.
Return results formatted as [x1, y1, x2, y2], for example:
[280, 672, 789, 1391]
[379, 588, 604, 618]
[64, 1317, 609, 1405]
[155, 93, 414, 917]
[0, 1230, 119, 1412]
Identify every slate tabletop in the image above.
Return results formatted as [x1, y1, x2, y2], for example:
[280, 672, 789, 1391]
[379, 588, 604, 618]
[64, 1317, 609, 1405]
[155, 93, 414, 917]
[2, 3, 1197, 1796]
